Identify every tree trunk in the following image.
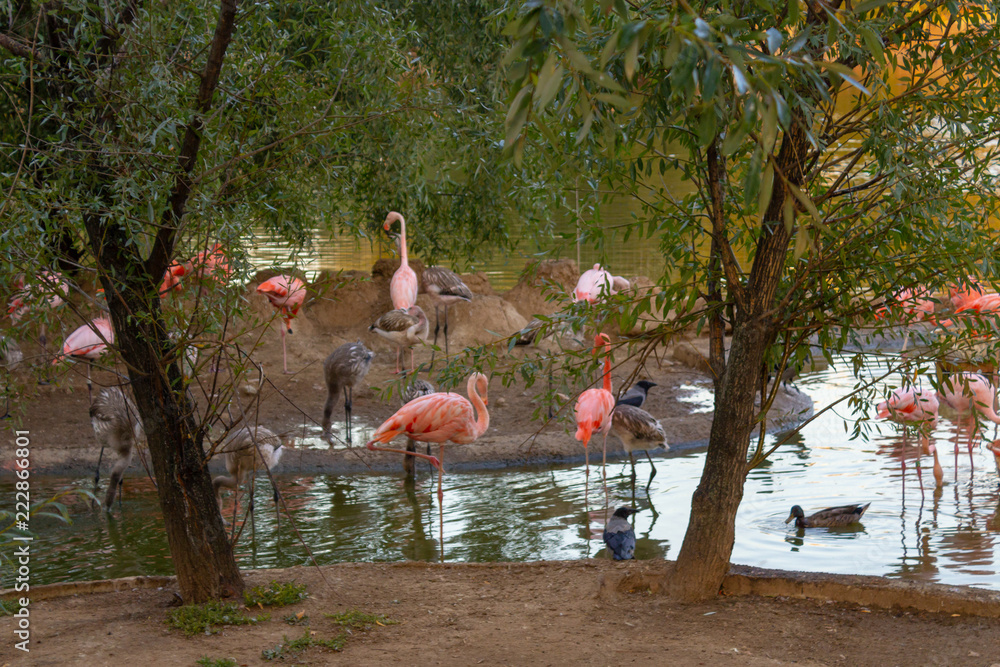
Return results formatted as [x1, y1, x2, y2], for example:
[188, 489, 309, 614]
[671, 119, 810, 601]
[76, 0, 244, 602]
[669, 320, 767, 600]
[84, 217, 245, 602]
[114, 292, 245, 602]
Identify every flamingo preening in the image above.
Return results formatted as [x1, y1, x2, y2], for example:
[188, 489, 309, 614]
[384, 211, 418, 310]
[365, 372, 489, 558]
[256, 275, 307, 374]
[572, 264, 630, 303]
[321, 340, 374, 444]
[574, 333, 615, 511]
[53, 317, 115, 403]
[369, 305, 428, 374]
[159, 245, 230, 297]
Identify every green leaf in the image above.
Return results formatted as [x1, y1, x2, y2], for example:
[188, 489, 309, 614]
[819, 61, 871, 96]
[782, 194, 795, 232]
[575, 108, 595, 145]
[504, 87, 532, 151]
[696, 108, 717, 146]
[787, 180, 821, 222]
[853, 0, 893, 14]
[760, 96, 778, 153]
[722, 120, 748, 156]
[859, 25, 884, 62]
[595, 93, 631, 110]
[758, 160, 774, 220]
[792, 225, 809, 260]
[624, 35, 639, 82]
[534, 54, 564, 111]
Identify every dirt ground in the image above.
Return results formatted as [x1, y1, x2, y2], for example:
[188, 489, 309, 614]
[2, 563, 1000, 666]
[2, 263, 999, 665]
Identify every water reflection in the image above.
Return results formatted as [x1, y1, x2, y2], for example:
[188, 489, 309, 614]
[6, 354, 1000, 591]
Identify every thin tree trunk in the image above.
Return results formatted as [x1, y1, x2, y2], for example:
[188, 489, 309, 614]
[78, 0, 244, 602]
[671, 120, 809, 601]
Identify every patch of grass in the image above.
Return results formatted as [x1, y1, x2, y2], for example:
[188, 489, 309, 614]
[261, 629, 346, 661]
[195, 658, 238, 667]
[165, 601, 270, 637]
[325, 609, 397, 630]
[243, 580, 308, 608]
[283, 611, 309, 625]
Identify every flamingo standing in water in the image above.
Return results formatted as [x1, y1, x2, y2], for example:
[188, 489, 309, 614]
[573, 264, 630, 303]
[876, 387, 941, 492]
[365, 372, 489, 558]
[384, 212, 418, 310]
[257, 275, 307, 374]
[213, 426, 284, 532]
[574, 333, 616, 510]
[937, 372, 1000, 471]
[90, 386, 146, 510]
[53, 318, 115, 403]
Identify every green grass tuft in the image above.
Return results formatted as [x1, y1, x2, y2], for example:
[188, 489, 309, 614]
[243, 580, 308, 608]
[165, 601, 270, 637]
[261, 629, 346, 661]
[195, 658, 238, 667]
[325, 609, 397, 630]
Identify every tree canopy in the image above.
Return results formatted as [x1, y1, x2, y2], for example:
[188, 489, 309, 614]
[501, 0, 1000, 599]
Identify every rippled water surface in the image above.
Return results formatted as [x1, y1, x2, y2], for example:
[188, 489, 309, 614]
[8, 355, 1000, 591]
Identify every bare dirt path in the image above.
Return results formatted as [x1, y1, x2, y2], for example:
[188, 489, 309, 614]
[2, 563, 999, 666]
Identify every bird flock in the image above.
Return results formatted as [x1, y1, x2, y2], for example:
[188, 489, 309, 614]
[2, 211, 663, 562]
[23, 213, 1000, 562]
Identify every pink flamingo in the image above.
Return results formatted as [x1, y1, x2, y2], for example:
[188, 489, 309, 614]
[159, 260, 189, 297]
[874, 287, 935, 324]
[384, 211, 418, 310]
[949, 278, 987, 312]
[876, 387, 940, 493]
[257, 275, 307, 374]
[986, 438, 1000, 475]
[53, 317, 114, 402]
[575, 333, 616, 510]
[572, 264, 630, 303]
[159, 245, 230, 296]
[365, 372, 489, 558]
[937, 373, 1000, 470]
[8, 271, 69, 348]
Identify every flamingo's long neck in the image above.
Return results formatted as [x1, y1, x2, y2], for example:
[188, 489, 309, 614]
[601, 341, 611, 393]
[398, 216, 410, 268]
[468, 375, 490, 438]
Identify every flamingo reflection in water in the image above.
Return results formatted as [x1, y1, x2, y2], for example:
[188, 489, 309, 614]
[876, 387, 942, 496]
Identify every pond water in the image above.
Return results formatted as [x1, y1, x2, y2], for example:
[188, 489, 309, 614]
[8, 354, 1000, 591]
[250, 194, 675, 292]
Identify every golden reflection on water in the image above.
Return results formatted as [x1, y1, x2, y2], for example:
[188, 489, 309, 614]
[248, 193, 684, 291]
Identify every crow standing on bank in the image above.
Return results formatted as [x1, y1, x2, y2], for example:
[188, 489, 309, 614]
[603, 506, 637, 560]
